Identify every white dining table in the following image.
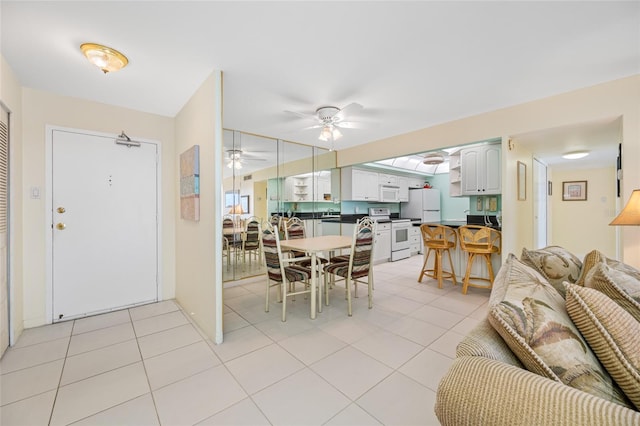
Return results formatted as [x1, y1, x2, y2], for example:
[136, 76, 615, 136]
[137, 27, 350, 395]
[279, 235, 352, 319]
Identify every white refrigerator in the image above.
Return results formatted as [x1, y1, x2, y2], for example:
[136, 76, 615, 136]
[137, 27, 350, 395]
[401, 188, 441, 222]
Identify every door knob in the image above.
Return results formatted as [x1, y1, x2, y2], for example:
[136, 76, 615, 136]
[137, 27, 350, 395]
[57, 207, 66, 214]
[56, 223, 66, 230]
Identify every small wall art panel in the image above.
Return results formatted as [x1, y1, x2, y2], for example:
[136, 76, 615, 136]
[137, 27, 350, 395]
[180, 145, 200, 221]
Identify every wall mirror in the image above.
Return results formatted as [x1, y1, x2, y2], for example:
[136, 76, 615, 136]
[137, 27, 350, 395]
[222, 129, 337, 282]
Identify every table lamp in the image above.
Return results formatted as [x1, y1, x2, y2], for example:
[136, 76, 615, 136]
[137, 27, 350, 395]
[610, 189, 640, 225]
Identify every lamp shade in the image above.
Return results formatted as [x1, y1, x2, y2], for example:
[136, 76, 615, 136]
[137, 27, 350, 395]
[229, 204, 244, 215]
[610, 189, 640, 225]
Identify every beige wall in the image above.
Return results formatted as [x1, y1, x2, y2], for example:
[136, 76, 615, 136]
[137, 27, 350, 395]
[1, 56, 25, 342]
[338, 75, 640, 267]
[550, 167, 617, 259]
[174, 71, 223, 343]
[20, 88, 176, 328]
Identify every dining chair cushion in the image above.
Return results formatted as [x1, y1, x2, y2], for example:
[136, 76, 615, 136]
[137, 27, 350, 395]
[566, 283, 640, 410]
[324, 261, 369, 279]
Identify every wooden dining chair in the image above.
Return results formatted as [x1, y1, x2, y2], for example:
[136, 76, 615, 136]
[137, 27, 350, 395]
[323, 217, 375, 316]
[261, 222, 320, 321]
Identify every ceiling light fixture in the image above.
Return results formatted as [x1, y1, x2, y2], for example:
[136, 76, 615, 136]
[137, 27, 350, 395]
[318, 124, 342, 142]
[423, 153, 445, 165]
[562, 151, 589, 160]
[80, 43, 129, 74]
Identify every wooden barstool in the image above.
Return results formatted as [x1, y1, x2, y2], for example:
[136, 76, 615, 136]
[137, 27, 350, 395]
[418, 224, 457, 289]
[458, 225, 502, 294]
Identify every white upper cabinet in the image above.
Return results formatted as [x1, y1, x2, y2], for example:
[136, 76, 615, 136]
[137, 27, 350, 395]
[460, 143, 501, 195]
[398, 176, 409, 202]
[448, 150, 462, 197]
[341, 167, 379, 201]
[408, 177, 424, 189]
[378, 173, 398, 186]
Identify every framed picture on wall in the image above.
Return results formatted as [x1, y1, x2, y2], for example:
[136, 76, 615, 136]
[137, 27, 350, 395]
[517, 161, 526, 201]
[562, 181, 587, 201]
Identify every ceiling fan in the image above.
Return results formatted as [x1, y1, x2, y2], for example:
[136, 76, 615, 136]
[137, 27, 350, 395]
[285, 102, 366, 148]
[225, 131, 267, 170]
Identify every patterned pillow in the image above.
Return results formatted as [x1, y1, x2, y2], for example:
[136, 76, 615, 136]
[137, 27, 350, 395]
[584, 262, 640, 322]
[488, 254, 630, 407]
[577, 250, 640, 287]
[520, 246, 582, 298]
[566, 283, 640, 409]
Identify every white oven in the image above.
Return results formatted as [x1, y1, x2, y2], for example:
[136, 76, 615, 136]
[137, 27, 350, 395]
[390, 219, 411, 261]
[379, 185, 400, 202]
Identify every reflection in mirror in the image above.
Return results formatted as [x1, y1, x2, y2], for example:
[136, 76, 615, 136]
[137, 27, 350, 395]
[222, 129, 337, 283]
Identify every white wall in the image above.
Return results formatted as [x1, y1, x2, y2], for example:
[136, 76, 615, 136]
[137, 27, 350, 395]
[20, 88, 176, 328]
[174, 71, 223, 343]
[550, 167, 617, 259]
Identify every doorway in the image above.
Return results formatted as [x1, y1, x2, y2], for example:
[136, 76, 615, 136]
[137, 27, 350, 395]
[533, 158, 548, 248]
[48, 128, 160, 322]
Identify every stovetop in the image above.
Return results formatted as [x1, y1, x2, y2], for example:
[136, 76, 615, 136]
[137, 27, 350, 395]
[369, 207, 410, 223]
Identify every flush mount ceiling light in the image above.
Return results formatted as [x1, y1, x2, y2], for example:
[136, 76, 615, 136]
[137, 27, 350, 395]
[562, 151, 589, 160]
[423, 153, 445, 165]
[80, 43, 129, 74]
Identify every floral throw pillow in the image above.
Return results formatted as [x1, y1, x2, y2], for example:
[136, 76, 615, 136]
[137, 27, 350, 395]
[584, 262, 640, 322]
[520, 246, 582, 298]
[566, 283, 640, 410]
[577, 249, 640, 287]
[488, 254, 630, 407]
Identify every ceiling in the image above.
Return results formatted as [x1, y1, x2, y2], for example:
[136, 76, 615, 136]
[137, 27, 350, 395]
[2, 2, 638, 165]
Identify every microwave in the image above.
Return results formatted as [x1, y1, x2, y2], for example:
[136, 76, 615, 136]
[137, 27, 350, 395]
[379, 185, 400, 202]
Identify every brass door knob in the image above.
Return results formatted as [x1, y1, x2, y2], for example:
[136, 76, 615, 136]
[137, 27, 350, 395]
[57, 207, 66, 214]
[56, 223, 66, 230]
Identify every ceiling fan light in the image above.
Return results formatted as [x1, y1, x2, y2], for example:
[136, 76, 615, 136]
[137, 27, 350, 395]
[332, 127, 343, 140]
[319, 126, 332, 141]
[80, 43, 128, 74]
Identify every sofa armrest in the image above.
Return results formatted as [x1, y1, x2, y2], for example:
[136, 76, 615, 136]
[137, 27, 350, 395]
[435, 356, 640, 425]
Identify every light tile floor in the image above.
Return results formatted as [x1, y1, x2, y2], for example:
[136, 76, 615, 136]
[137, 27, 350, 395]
[0, 255, 490, 425]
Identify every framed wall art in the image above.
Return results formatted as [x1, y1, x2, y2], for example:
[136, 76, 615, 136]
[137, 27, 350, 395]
[562, 180, 587, 201]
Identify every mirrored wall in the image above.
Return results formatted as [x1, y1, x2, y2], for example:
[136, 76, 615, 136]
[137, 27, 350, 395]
[222, 130, 338, 282]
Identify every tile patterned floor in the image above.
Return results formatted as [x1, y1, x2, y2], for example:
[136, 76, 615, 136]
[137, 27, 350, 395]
[0, 255, 490, 425]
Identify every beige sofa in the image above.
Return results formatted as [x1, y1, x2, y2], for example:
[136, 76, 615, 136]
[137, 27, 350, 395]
[435, 247, 640, 425]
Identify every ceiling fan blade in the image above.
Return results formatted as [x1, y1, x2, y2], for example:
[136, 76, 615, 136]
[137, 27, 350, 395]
[335, 102, 363, 121]
[334, 121, 367, 129]
[301, 124, 323, 131]
[284, 110, 319, 122]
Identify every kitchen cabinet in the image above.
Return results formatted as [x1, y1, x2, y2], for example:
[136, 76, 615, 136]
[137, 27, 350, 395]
[303, 219, 322, 237]
[460, 143, 501, 195]
[378, 173, 398, 186]
[398, 176, 409, 202]
[313, 172, 332, 201]
[284, 176, 310, 201]
[373, 222, 391, 263]
[448, 150, 462, 197]
[409, 225, 421, 255]
[322, 221, 341, 236]
[408, 177, 424, 189]
[341, 167, 379, 201]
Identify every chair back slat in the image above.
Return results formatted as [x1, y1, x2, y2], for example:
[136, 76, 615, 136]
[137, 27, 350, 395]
[244, 216, 261, 249]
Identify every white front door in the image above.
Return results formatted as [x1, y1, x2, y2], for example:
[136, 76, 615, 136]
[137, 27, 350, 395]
[52, 129, 158, 321]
